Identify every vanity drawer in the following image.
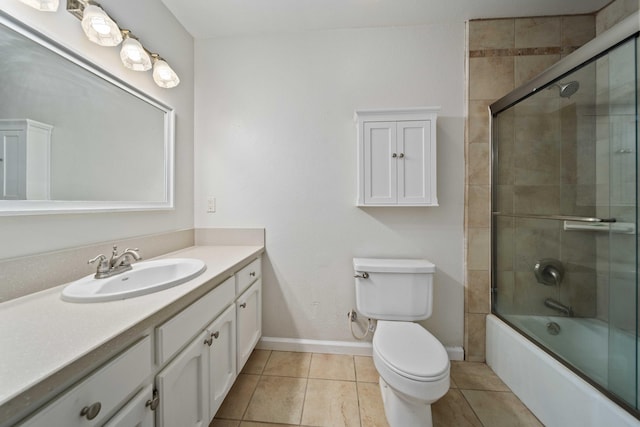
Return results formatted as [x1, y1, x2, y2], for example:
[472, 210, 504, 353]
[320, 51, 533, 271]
[156, 276, 235, 365]
[20, 336, 152, 427]
[236, 258, 261, 294]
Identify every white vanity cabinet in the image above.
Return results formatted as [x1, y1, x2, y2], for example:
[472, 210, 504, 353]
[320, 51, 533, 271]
[154, 277, 235, 427]
[154, 256, 262, 427]
[355, 108, 438, 206]
[19, 337, 152, 427]
[103, 385, 155, 427]
[206, 304, 236, 419]
[236, 279, 262, 372]
[156, 329, 209, 427]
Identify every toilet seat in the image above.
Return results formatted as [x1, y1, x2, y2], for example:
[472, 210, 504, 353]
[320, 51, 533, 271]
[373, 321, 449, 382]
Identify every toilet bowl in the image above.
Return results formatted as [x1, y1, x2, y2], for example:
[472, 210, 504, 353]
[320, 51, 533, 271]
[372, 321, 449, 427]
[353, 258, 450, 427]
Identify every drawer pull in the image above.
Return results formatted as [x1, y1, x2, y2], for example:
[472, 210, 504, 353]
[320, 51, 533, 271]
[249, 272, 256, 277]
[80, 402, 101, 420]
[204, 335, 213, 346]
[239, 302, 247, 308]
[212, 331, 220, 339]
[146, 390, 160, 411]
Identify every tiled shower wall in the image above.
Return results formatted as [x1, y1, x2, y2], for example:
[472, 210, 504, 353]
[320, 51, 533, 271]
[465, 0, 640, 362]
[465, 15, 595, 361]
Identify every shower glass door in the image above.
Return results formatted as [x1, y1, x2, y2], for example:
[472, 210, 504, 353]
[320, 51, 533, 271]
[491, 35, 639, 412]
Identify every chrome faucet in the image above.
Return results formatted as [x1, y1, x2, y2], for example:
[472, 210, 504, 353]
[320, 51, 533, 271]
[88, 245, 142, 279]
[544, 298, 573, 317]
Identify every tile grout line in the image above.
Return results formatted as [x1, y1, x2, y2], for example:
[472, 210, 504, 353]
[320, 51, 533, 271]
[239, 350, 274, 422]
[458, 388, 487, 427]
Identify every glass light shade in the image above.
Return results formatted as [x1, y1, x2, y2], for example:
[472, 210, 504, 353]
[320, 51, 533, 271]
[81, 5, 122, 46]
[120, 38, 152, 71]
[19, 0, 59, 11]
[153, 59, 180, 88]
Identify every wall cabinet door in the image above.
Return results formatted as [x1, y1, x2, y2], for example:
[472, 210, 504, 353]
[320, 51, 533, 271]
[363, 121, 397, 205]
[156, 331, 209, 427]
[397, 120, 432, 205]
[206, 304, 236, 420]
[236, 279, 262, 373]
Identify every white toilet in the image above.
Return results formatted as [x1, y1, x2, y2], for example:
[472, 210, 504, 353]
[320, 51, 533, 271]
[353, 258, 450, 427]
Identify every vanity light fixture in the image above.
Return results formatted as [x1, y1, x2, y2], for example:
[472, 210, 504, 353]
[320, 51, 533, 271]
[19, 0, 59, 11]
[81, 3, 122, 46]
[64, 0, 179, 88]
[120, 30, 152, 71]
[151, 54, 180, 88]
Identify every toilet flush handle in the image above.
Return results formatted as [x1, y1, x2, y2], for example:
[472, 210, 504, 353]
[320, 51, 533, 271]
[354, 272, 369, 279]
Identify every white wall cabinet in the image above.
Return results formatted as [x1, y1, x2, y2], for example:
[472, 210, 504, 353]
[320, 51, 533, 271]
[0, 119, 52, 201]
[355, 108, 438, 206]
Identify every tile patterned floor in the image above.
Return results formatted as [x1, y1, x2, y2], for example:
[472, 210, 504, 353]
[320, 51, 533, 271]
[211, 350, 543, 427]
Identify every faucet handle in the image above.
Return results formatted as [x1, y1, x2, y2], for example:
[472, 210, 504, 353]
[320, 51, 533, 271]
[88, 254, 107, 265]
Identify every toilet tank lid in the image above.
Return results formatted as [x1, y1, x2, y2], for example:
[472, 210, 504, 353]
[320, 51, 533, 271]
[353, 258, 435, 273]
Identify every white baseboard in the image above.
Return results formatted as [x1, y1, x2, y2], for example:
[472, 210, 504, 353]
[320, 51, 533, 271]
[257, 336, 465, 361]
[446, 346, 465, 361]
[257, 337, 373, 356]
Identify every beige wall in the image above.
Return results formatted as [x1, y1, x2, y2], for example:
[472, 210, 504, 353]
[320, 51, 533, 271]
[465, 15, 595, 361]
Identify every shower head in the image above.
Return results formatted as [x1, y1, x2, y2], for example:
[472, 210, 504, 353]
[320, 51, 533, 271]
[548, 81, 580, 98]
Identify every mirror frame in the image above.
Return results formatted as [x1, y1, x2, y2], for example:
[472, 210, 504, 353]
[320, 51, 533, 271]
[0, 11, 175, 216]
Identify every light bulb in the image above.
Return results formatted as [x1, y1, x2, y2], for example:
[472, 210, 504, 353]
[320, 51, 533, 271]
[18, 0, 58, 11]
[120, 37, 151, 71]
[152, 58, 180, 88]
[81, 5, 122, 46]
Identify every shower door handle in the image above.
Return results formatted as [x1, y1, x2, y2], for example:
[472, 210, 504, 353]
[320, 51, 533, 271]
[492, 213, 616, 223]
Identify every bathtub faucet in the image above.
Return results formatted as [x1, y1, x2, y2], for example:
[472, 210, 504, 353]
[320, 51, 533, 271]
[544, 298, 573, 317]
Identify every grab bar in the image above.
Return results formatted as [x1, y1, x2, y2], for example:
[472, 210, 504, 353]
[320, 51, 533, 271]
[492, 212, 616, 223]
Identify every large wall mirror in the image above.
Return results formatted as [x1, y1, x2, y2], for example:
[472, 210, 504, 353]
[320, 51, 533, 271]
[0, 12, 174, 215]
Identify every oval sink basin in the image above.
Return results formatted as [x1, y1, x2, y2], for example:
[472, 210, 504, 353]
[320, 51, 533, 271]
[61, 258, 207, 303]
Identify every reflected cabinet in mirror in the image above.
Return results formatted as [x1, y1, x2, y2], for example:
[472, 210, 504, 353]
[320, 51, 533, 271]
[0, 11, 174, 215]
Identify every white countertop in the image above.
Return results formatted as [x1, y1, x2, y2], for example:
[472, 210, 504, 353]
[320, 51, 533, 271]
[0, 245, 263, 420]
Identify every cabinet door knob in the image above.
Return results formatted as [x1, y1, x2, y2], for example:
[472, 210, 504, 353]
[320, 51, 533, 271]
[398, 153, 405, 158]
[240, 302, 247, 308]
[212, 331, 220, 339]
[146, 390, 160, 411]
[204, 335, 213, 346]
[80, 402, 102, 420]
[392, 153, 397, 158]
[249, 271, 256, 277]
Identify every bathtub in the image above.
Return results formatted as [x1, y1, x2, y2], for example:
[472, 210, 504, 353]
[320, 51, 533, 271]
[486, 314, 640, 427]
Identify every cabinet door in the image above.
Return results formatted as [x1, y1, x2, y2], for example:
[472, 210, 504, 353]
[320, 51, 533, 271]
[363, 122, 397, 204]
[156, 331, 209, 427]
[236, 279, 262, 372]
[397, 120, 432, 205]
[0, 130, 26, 200]
[207, 304, 237, 420]
[103, 385, 154, 427]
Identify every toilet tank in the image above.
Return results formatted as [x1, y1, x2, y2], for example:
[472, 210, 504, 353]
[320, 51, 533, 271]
[353, 258, 436, 321]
